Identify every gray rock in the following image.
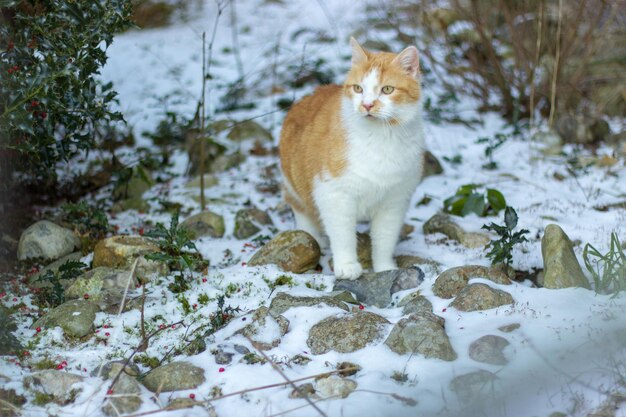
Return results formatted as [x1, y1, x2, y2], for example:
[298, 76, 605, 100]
[227, 120, 273, 142]
[212, 344, 247, 365]
[469, 335, 510, 365]
[167, 398, 209, 412]
[423, 150, 444, 177]
[289, 383, 316, 399]
[102, 372, 142, 416]
[396, 254, 441, 272]
[334, 268, 424, 308]
[181, 211, 225, 238]
[142, 362, 206, 392]
[23, 370, 84, 404]
[268, 292, 349, 316]
[450, 283, 514, 312]
[307, 312, 389, 355]
[235, 306, 289, 350]
[92, 235, 168, 281]
[0, 305, 22, 355]
[65, 267, 137, 311]
[498, 323, 520, 333]
[314, 376, 357, 399]
[17, 220, 80, 261]
[233, 207, 273, 239]
[214, 350, 234, 365]
[248, 230, 321, 274]
[398, 292, 433, 315]
[91, 361, 140, 379]
[29, 252, 84, 288]
[384, 313, 457, 361]
[423, 213, 490, 249]
[450, 370, 498, 404]
[210, 152, 246, 173]
[433, 265, 511, 299]
[185, 134, 227, 176]
[32, 300, 98, 338]
[541, 224, 590, 289]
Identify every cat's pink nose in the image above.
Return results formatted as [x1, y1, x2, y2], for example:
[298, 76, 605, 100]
[362, 103, 374, 112]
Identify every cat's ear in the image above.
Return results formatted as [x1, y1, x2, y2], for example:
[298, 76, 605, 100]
[393, 46, 420, 78]
[350, 37, 368, 66]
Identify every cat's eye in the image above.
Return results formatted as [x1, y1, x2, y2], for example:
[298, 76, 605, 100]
[353, 85, 363, 93]
[381, 86, 395, 94]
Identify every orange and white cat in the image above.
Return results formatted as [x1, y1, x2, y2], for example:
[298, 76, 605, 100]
[280, 38, 425, 279]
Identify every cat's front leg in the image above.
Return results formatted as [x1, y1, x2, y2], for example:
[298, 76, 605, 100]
[314, 182, 362, 280]
[370, 191, 412, 272]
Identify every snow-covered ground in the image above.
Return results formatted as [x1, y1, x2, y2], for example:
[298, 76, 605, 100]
[2, 1, 625, 416]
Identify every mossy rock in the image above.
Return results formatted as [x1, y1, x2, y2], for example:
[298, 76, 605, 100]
[227, 120, 273, 142]
[248, 230, 320, 273]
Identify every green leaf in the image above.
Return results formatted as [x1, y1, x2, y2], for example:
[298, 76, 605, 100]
[487, 189, 507, 213]
[504, 207, 518, 230]
[443, 195, 467, 216]
[462, 193, 486, 216]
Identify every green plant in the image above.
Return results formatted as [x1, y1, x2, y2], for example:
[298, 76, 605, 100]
[476, 133, 507, 170]
[143, 111, 190, 147]
[583, 233, 626, 296]
[177, 294, 192, 315]
[482, 207, 529, 267]
[60, 201, 111, 252]
[444, 184, 506, 217]
[0, 0, 132, 183]
[197, 293, 211, 305]
[208, 295, 239, 333]
[144, 211, 207, 274]
[35, 260, 86, 307]
[264, 275, 294, 290]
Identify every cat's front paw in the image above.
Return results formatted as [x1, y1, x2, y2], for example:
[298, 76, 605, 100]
[334, 262, 363, 280]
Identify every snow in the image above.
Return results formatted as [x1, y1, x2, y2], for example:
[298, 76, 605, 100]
[2, 1, 625, 417]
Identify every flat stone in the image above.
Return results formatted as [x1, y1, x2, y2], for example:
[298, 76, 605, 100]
[235, 306, 289, 350]
[450, 370, 499, 404]
[268, 292, 349, 316]
[433, 265, 511, 299]
[384, 313, 457, 361]
[102, 372, 142, 416]
[17, 220, 80, 261]
[248, 230, 321, 273]
[469, 335, 510, 365]
[91, 361, 141, 379]
[181, 211, 225, 238]
[65, 267, 137, 311]
[23, 370, 84, 405]
[314, 376, 357, 399]
[289, 383, 316, 399]
[398, 292, 433, 315]
[233, 207, 273, 239]
[334, 268, 424, 308]
[93, 235, 168, 281]
[227, 120, 273, 142]
[541, 224, 590, 289]
[32, 300, 98, 338]
[450, 283, 514, 312]
[307, 312, 389, 355]
[423, 213, 490, 249]
[142, 362, 206, 392]
[498, 323, 520, 333]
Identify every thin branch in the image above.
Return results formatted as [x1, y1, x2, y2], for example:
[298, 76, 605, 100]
[245, 335, 327, 417]
[548, 0, 563, 127]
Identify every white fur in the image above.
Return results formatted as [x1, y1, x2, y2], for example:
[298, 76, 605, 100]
[309, 69, 425, 279]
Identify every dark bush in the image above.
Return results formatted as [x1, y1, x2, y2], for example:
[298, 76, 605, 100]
[0, 0, 132, 185]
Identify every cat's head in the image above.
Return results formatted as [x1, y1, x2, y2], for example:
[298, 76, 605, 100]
[343, 38, 421, 125]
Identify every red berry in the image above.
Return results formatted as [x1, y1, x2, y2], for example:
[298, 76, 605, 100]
[358, 305, 364, 310]
[218, 367, 225, 373]
[189, 393, 195, 399]
[159, 324, 165, 329]
[36, 327, 41, 333]
[57, 364, 63, 370]
[171, 324, 176, 329]
[40, 111, 47, 119]
[0, 292, 5, 298]
[62, 361, 67, 366]
[107, 389, 113, 395]
[442, 308, 447, 312]
[105, 332, 110, 337]
[23, 351, 29, 356]
[202, 278, 207, 283]
[103, 325, 109, 329]
[138, 228, 144, 235]
[193, 304, 197, 309]
[12, 297, 17, 302]
[83, 294, 89, 299]
[241, 262, 247, 266]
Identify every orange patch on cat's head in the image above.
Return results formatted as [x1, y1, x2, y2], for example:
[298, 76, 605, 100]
[344, 38, 421, 109]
